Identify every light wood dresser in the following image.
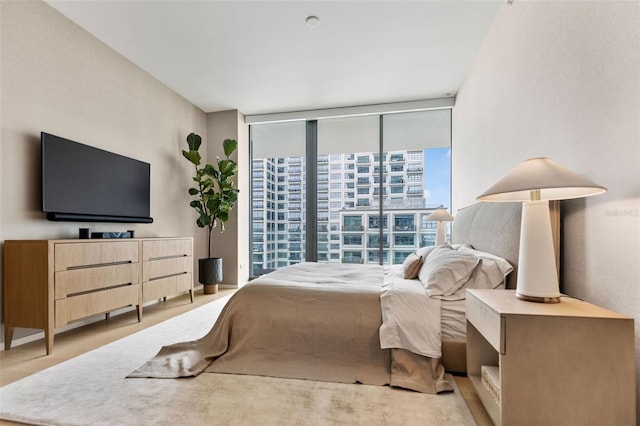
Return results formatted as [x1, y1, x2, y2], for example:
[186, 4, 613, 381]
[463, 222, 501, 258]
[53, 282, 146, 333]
[3, 237, 193, 354]
[466, 289, 636, 426]
[141, 238, 194, 304]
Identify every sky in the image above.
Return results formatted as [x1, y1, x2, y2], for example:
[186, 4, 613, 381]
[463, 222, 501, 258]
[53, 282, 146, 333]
[423, 147, 451, 209]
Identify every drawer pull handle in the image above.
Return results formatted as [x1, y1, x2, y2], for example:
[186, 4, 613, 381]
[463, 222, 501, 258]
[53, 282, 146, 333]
[67, 260, 132, 270]
[148, 254, 188, 261]
[149, 272, 188, 281]
[67, 282, 133, 297]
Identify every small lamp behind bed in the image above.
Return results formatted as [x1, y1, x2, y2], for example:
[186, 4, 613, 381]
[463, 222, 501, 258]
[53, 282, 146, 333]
[477, 157, 606, 303]
[426, 208, 454, 246]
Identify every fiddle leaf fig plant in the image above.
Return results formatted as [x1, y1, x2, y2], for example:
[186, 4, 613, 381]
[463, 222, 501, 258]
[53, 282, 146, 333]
[182, 132, 239, 259]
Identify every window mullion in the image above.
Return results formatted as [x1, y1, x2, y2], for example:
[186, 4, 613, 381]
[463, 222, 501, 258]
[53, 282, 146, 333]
[378, 115, 384, 266]
[305, 120, 318, 262]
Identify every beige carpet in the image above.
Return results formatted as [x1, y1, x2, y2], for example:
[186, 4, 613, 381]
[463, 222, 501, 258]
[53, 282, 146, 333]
[0, 296, 476, 426]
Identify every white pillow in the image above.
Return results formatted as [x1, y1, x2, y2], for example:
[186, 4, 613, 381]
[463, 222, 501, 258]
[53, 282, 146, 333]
[458, 246, 513, 289]
[450, 243, 469, 250]
[402, 252, 424, 279]
[415, 245, 438, 260]
[418, 245, 480, 297]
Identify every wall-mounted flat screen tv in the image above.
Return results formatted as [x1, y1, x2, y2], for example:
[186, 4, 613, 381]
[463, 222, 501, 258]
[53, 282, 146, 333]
[42, 132, 153, 223]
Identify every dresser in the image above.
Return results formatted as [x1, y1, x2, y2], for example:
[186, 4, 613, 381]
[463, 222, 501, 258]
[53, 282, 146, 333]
[466, 289, 635, 426]
[3, 237, 193, 354]
[141, 238, 194, 304]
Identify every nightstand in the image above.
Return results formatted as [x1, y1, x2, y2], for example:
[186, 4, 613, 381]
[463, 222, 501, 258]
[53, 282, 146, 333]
[466, 289, 635, 426]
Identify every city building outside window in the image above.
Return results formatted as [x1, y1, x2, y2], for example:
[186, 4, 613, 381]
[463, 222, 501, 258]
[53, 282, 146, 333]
[250, 109, 451, 276]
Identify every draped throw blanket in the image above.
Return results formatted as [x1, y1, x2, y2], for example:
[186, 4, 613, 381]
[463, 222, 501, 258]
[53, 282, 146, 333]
[128, 263, 452, 394]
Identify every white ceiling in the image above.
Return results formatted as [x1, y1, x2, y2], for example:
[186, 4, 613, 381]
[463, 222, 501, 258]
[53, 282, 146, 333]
[47, 0, 503, 116]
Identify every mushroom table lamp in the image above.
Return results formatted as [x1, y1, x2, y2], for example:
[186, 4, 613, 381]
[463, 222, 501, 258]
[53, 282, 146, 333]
[426, 208, 455, 246]
[477, 157, 606, 303]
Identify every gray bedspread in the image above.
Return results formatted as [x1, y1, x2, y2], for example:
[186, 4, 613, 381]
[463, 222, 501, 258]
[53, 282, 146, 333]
[128, 263, 452, 394]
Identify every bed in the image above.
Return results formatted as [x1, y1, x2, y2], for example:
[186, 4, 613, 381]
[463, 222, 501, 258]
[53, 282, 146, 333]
[129, 202, 559, 394]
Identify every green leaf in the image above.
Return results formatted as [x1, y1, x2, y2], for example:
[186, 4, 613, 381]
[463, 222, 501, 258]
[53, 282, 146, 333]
[218, 159, 238, 179]
[200, 179, 213, 190]
[196, 213, 210, 228]
[223, 139, 237, 157]
[217, 211, 229, 223]
[227, 191, 238, 204]
[188, 187, 199, 196]
[186, 133, 202, 151]
[203, 164, 216, 177]
[182, 150, 201, 166]
[206, 197, 221, 212]
[205, 188, 217, 197]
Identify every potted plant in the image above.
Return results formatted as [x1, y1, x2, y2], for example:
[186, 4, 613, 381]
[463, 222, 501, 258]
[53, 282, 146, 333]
[182, 132, 239, 294]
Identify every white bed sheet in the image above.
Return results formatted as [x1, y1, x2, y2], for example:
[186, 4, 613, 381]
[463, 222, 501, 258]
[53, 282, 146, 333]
[380, 265, 468, 348]
[379, 266, 442, 358]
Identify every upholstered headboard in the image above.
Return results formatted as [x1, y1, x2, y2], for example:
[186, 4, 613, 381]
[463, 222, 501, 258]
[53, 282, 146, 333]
[451, 201, 560, 290]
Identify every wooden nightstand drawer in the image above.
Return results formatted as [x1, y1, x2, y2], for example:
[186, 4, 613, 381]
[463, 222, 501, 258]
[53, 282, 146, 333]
[466, 291, 503, 353]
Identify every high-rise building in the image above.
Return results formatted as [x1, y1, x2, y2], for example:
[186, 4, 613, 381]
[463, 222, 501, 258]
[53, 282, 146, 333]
[251, 149, 448, 277]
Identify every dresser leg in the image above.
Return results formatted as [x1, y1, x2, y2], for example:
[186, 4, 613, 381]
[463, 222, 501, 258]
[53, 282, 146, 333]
[189, 289, 194, 303]
[45, 328, 53, 355]
[4, 325, 14, 350]
[136, 304, 142, 322]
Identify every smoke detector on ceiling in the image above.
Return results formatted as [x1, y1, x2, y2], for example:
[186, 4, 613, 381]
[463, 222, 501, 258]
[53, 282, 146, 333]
[306, 16, 320, 28]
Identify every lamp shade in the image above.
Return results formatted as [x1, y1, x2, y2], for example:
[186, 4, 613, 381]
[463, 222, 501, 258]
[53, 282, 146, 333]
[477, 157, 607, 202]
[425, 208, 454, 222]
[426, 208, 454, 245]
[476, 157, 606, 303]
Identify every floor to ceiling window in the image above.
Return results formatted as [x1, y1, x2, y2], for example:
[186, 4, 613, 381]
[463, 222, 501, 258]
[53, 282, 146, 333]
[250, 107, 451, 277]
[250, 121, 306, 276]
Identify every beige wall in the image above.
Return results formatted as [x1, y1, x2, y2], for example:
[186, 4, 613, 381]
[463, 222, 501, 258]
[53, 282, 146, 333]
[205, 110, 250, 287]
[0, 1, 208, 342]
[452, 1, 639, 415]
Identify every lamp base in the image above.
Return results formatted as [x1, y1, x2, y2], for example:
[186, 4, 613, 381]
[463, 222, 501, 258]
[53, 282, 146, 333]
[435, 221, 446, 245]
[515, 200, 562, 304]
[516, 293, 561, 304]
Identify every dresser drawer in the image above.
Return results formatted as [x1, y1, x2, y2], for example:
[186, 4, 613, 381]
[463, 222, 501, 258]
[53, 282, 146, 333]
[466, 292, 503, 353]
[55, 241, 139, 271]
[142, 256, 192, 282]
[143, 273, 192, 303]
[55, 263, 139, 299]
[55, 283, 140, 326]
[142, 239, 192, 261]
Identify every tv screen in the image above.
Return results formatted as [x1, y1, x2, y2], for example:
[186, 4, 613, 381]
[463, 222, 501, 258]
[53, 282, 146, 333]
[42, 132, 153, 223]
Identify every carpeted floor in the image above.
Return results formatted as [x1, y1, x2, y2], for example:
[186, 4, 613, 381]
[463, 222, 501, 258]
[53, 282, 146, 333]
[0, 296, 476, 426]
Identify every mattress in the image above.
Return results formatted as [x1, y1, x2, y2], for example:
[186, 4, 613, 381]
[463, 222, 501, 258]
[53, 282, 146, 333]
[441, 298, 466, 340]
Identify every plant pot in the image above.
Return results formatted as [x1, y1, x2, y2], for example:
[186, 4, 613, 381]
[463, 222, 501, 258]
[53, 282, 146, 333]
[199, 257, 222, 294]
